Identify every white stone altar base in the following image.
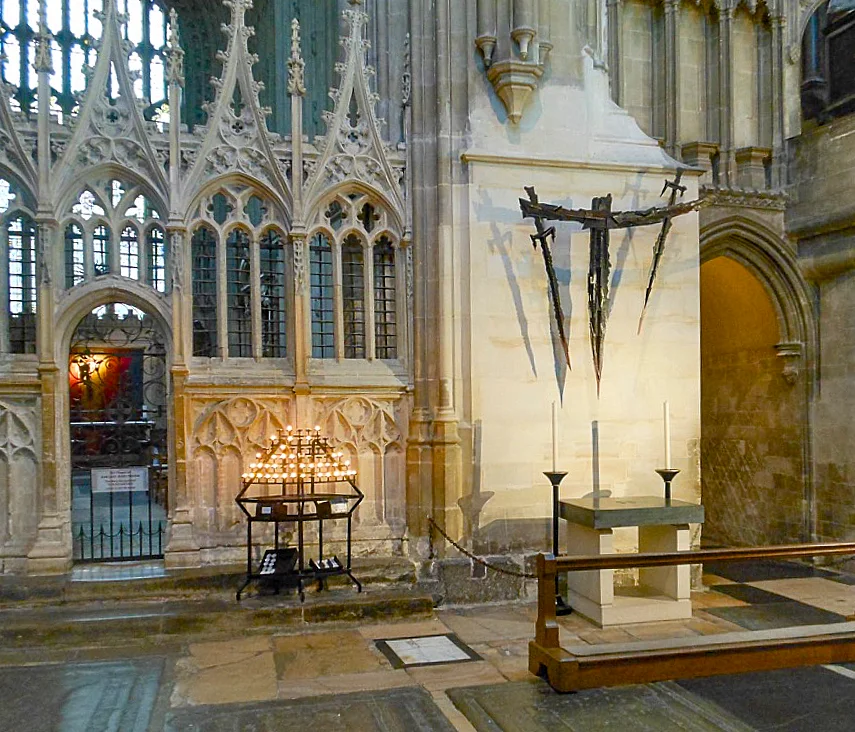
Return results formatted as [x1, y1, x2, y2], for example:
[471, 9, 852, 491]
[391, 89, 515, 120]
[560, 496, 705, 626]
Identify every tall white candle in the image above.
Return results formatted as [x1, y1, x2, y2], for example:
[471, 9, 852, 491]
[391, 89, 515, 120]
[551, 401, 557, 471]
[663, 400, 671, 468]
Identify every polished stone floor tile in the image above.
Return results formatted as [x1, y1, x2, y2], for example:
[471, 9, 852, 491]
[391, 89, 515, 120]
[166, 687, 457, 731]
[357, 617, 451, 640]
[691, 590, 749, 609]
[748, 577, 855, 615]
[677, 665, 855, 731]
[703, 560, 836, 583]
[0, 659, 165, 732]
[274, 630, 387, 680]
[171, 636, 277, 706]
[711, 583, 791, 604]
[705, 600, 847, 630]
[448, 679, 755, 731]
[405, 660, 506, 692]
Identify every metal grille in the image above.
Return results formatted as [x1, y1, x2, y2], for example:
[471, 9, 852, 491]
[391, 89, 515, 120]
[259, 229, 286, 358]
[191, 225, 218, 357]
[148, 225, 166, 292]
[226, 227, 252, 358]
[70, 304, 168, 562]
[93, 224, 110, 276]
[7, 213, 36, 354]
[373, 236, 397, 359]
[0, 1, 169, 119]
[64, 223, 85, 287]
[342, 234, 365, 359]
[119, 226, 140, 280]
[310, 232, 334, 358]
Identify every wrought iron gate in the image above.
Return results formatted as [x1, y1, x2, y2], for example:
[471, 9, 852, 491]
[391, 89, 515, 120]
[70, 304, 168, 562]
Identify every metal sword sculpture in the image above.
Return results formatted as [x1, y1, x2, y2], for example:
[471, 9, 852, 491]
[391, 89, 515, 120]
[520, 174, 702, 393]
[524, 186, 571, 369]
[638, 169, 687, 335]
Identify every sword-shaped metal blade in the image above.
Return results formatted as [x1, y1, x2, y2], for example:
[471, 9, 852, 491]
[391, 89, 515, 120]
[638, 170, 686, 335]
[588, 195, 612, 395]
[523, 187, 571, 369]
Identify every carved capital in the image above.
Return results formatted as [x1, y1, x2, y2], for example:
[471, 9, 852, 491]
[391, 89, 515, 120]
[775, 342, 803, 386]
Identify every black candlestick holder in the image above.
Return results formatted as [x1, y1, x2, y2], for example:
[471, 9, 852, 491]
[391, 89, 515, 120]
[544, 471, 572, 616]
[655, 468, 680, 503]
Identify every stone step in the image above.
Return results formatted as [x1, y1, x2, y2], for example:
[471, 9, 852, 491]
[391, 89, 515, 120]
[0, 556, 417, 607]
[0, 583, 434, 651]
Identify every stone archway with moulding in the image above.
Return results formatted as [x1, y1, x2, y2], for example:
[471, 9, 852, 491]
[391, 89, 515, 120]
[700, 216, 818, 543]
[45, 284, 175, 567]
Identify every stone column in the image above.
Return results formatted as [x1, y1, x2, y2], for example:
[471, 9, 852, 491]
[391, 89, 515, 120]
[27, 16, 70, 573]
[432, 0, 463, 544]
[769, 14, 786, 190]
[606, 0, 622, 105]
[718, 3, 736, 187]
[664, 0, 681, 158]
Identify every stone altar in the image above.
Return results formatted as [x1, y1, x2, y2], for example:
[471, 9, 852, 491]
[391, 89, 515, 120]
[559, 496, 705, 626]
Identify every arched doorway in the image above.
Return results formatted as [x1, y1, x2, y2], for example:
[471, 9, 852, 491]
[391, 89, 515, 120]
[68, 303, 169, 562]
[700, 256, 807, 545]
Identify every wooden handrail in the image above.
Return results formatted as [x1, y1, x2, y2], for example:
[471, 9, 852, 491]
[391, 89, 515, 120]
[552, 541, 855, 572]
[534, 541, 855, 650]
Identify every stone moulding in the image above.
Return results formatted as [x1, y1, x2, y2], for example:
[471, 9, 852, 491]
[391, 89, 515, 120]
[485, 60, 545, 125]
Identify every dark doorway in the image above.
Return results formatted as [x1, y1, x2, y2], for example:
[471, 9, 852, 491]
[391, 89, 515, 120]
[69, 303, 168, 561]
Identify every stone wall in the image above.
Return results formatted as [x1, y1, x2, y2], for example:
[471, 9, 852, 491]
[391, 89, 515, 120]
[701, 348, 804, 545]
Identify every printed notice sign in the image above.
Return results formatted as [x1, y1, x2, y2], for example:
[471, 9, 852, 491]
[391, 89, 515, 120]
[91, 467, 148, 493]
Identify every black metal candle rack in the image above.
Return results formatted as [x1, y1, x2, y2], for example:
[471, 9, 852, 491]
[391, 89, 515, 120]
[235, 425, 363, 601]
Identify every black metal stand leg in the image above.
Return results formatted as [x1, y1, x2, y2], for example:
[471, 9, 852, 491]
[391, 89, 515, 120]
[544, 471, 573, 616]
[655, 468, 680, 504]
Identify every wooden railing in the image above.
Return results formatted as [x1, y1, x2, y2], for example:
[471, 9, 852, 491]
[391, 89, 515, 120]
[535, 542, 855, 650]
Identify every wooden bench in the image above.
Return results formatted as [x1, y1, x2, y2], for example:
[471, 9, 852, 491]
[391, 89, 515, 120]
[531, 543, 855, 692]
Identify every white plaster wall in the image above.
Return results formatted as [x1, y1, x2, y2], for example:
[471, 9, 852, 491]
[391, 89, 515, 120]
[461, 54, 701, 553]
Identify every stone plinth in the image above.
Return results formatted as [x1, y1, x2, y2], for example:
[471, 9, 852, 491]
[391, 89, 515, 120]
[560, 497, 704, 626]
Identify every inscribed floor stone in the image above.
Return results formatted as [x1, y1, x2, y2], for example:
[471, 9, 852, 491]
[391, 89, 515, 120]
[165, 687, 457, 732]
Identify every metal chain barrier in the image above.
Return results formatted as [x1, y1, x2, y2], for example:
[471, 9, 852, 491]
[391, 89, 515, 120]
[427, 516, 536, 579]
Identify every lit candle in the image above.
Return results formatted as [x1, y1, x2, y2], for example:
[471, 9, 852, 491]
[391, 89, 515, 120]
[663, 400, 671, 468]
[551, 401, 557, 471]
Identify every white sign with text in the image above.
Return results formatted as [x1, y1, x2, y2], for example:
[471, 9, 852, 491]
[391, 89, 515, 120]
[91, 466, 149, 493]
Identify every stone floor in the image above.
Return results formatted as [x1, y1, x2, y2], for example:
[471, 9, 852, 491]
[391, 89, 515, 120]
[3, 559, 855, 730]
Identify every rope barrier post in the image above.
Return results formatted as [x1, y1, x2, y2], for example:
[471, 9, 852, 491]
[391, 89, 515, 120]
[536, 552, 560, 649]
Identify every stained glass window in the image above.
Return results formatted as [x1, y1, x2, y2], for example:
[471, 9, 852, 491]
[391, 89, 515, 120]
[310, 232, 334, 358]
[259, 229, 286, 358]
[148, 225, 166, 292]
[64, 222, 85, 287]
[191, 225, 218, 357]
[226, 227, 252, 357]
[92, 224, 111, 276]
[0, 0, 170, 119]
[119, 226, 139, 280]
[341, 234, 365, 359]
[373, 237, 397, 359]
[7, 213, 36, 353]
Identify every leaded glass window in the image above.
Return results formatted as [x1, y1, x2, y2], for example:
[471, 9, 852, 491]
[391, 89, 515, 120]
[119, 225, 139, 280]
[310, 233, 334, 358]
[92, 224, 110, 276]
[7, 213, 36, 353]
[226, 227, 252, 358]
[64, 223, 85, 287]
[191, 225, 218, 357]
[148, 226, 166, 292]
[0, 0, 169, 120]
[373, 236, 397, 359]
[341, 234, 365, 359]
[259, 229, 286, 358]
